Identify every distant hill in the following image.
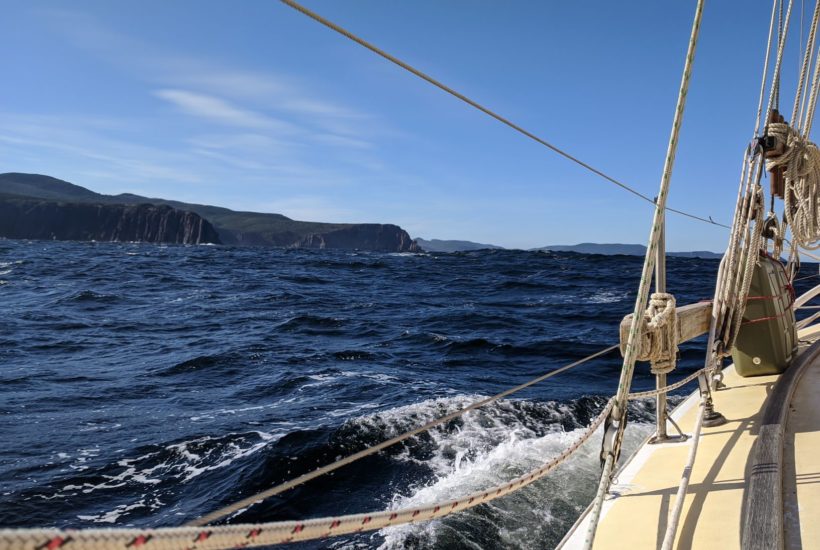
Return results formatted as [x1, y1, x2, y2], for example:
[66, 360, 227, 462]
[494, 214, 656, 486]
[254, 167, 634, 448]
[535, 242, 722, 259]
[0, 173, 419, 251]
[415, 238, 504, 252]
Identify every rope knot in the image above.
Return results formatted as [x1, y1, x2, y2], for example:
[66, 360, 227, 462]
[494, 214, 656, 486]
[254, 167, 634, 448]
[620, 292, 679, 375]
[765, 122, 813, 176]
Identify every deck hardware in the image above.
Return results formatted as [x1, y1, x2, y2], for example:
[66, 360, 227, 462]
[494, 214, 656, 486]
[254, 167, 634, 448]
[649, 405, 690, 444]
[698, 373, 727, 427]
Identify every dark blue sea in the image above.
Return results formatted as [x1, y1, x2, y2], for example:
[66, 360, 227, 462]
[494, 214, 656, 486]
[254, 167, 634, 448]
[1, 241, 815, 548]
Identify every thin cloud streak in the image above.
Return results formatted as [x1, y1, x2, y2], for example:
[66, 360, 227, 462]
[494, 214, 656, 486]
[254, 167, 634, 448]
[154, 89, 296, 131]
[39, 8, 386, 148]
[0, 112, 364, 195]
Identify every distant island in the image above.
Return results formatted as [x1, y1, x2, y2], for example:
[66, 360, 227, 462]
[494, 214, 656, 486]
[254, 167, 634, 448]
[414, 238, 504, 253]
[0, 173, 420, 251]
[534, 242, 722, 258]
[406, 239, 722, 257]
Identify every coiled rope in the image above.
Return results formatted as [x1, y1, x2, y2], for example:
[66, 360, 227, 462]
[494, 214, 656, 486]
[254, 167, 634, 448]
[766, 122, 820, 249]
[710, 0, 790, 366]
[619, 292, 679, 375]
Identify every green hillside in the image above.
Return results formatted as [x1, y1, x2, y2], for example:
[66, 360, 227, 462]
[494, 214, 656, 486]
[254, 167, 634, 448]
[0, 173, 373, 247]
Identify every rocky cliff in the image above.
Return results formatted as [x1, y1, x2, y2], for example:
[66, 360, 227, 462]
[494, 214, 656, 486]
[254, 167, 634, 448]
[0, 173, 420, 252]
[0, 196, 221, 244]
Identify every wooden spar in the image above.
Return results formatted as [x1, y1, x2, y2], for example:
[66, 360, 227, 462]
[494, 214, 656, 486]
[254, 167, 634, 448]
[765, 109, 787, 199]
[619, 300, 713, 351]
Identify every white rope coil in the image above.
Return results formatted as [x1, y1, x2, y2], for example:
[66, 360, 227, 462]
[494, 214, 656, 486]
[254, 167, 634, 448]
[766, 121, 820, 250]
[619, 292, 679, 375]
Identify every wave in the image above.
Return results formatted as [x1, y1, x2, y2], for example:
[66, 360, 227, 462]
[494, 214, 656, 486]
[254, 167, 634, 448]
[368, 397, 654, 549]
[278, 274, 331, 285]
[57, 290, 121, 304]
[0, 430, 283, 527]
[1, 241, 724, 541]
[305, 259, 389, 270]
[278, 315, 347, 334]
[0, 386, 677, 539]
[332, 350, 384, 362]
[394, 333, 617, 365]
[155, 353, 245, 378]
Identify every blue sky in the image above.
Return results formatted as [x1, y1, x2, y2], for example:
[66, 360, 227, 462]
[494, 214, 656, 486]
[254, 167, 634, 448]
[0, 1, 806, 250]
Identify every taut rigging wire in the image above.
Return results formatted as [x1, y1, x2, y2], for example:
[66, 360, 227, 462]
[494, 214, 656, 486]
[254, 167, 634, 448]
[279, 0, 730, 229]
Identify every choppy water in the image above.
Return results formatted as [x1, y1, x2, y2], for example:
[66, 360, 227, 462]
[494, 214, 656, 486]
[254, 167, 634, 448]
[1, 241, 815, 548]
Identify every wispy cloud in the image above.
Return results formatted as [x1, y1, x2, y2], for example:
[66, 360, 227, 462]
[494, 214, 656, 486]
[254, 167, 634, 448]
[0, 113, 204, 186]
[0, 112, 359, 200]
[38, 7, 384, 147]
[154, 66, 380, 147]
[9, 7, 420, 220]
[153, 89, 295, 131]
[162, 64, 366, 124]
[313, 133, 373, 150]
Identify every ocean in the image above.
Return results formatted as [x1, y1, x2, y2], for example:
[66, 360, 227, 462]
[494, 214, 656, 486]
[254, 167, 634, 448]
[1, 241, 814, 549]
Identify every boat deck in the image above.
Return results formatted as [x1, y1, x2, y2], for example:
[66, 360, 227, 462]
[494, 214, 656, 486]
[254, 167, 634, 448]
[785, 330, 820, 549]
[561, 326, 820, 549]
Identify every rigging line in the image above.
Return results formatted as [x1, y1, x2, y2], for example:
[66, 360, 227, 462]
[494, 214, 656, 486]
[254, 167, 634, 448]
[189, 343, 620, 527]
[800, 0, 804, 78]
[777, 0, 784, 109]
[279, 0, 729, 230]
[754, 0, 782, 137]
[766, 0, 794, 121]
[784, 237, 820, 261]
[660, 399, 707, 550]
[791, 0, 819, 126]
[585, 0, 705, 546]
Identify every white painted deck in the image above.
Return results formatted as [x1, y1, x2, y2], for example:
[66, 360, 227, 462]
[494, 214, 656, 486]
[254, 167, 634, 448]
[560, 325, 820, 549]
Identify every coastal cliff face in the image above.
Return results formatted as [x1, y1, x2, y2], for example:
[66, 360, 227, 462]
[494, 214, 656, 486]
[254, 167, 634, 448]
[0, 173, 421, 252]
[0, 198, 221, 244]
[296, 224, 420, 252]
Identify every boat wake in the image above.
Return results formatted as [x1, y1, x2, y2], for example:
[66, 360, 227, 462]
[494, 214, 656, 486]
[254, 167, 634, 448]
[1, 392, 664, 550]
[367, 397, 655, 550]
